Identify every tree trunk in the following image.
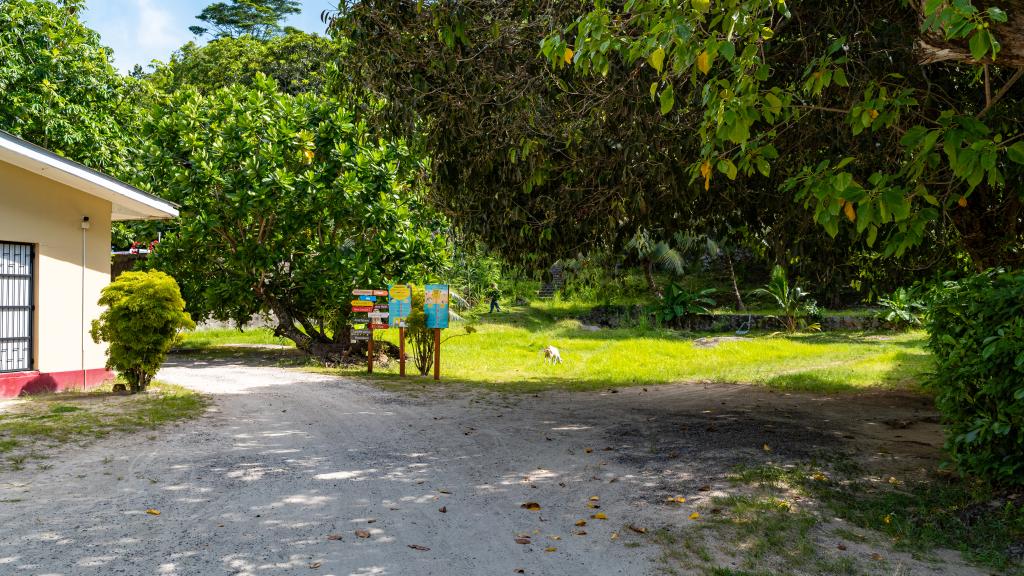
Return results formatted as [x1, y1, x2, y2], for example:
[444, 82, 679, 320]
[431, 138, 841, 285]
[644, 259, 663, 299]
[268, 300, 350, 363]
[725, 253, 746, 311]
[916, 0, 1024, 67]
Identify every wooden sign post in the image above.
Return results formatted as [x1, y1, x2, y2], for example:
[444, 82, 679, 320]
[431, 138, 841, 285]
[433, 328, 441, 380]
[367, 327, 374, 374]
[399, 326, 406, 376]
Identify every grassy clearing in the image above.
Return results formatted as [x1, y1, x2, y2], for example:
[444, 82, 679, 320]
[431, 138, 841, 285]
[177, 327, 292, 349]
[338, 301, 931, 393]
[722, 461, 1024, 573]
[0, 381, 207, 471]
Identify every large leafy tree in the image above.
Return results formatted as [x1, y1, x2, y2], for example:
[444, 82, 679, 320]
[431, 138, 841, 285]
[189, 0, 301, 40]
[146, 30, 340, 96]
[0, 0, 139, 172]
[334, 0, 1024, 271]
[142, 75, 446, 361]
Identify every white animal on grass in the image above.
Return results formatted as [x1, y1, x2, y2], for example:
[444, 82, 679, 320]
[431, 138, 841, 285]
[542, 345, 563, 365]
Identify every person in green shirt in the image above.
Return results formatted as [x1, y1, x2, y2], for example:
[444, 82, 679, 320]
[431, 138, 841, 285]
[488, 283, 502, 313]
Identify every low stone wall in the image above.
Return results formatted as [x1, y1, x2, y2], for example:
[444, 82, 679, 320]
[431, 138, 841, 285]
[579, 305, 891, 332]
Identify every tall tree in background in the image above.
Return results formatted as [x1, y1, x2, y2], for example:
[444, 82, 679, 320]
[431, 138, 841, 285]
[189, 0, 301, 40]
[142, 76, 447, 362]
[0, 0, 139, 172]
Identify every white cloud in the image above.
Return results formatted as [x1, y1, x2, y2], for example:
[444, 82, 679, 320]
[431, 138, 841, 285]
[134, 0, 186, 50]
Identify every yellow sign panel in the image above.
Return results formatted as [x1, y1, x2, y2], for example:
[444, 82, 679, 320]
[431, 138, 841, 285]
[389, 284, 411, 300]
[351, 300, 373, 308]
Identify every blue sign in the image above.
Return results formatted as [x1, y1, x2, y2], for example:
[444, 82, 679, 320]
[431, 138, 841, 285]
[424, 284, 450, 329]
[388, 284, 412, 327]
[358, 295, 377, 302]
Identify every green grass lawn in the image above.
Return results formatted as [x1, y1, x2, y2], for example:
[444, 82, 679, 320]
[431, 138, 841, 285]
[0, 381, 207, 471]
[184, 301, 931, 394]
[177, 327, 293, 349]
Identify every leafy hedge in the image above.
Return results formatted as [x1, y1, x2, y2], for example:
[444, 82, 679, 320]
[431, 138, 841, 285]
[926, 271, 1024, 484]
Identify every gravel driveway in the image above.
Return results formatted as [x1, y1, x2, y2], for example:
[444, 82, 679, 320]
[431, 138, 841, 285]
[0, 353, 956, 575]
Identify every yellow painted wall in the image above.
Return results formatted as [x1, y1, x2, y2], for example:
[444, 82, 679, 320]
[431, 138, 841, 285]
[0, 161, 112, 374]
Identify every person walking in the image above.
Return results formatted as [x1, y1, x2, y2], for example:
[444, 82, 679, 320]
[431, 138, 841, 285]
[488, 283, 502, 313]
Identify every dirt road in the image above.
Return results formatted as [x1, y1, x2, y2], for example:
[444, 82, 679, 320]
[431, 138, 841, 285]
[0, 353, 961, 575]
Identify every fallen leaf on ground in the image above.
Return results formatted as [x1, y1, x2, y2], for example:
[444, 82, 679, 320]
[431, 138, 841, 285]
[591, 513, 608, 520]
[812, 472, 828, 482]
[544, 547, 557, 552]
[574, 530, 588, 536]
[762, 443, 771, 451]
[521, 502, 541, 511]
[589, 496, 600, 501]
[514, 570, 525, 574]
[837, 544, 847, 551]
[326, 534, 343, 541]
[575, 520, 587, 527]
[439, 506, 447, 513]
[145, 509, 160, 516]
[610, 531, 619, 540]
[515, 537, 532, 545]
[628, 525, 647, 534]
[439, 489, 452, 494]
[549, 535, 561, 541]
[698, 484, 711, 491]
[689, 512, 700, 520]
[666, 496, 686, 504]
[408, 544, 430, 551]
[355, 530, 371, 538]
[366, 519, 377, 524]
[309, 562, 321, 569]
[871, 553, 883, 561]
[584, 448, 593, 453]
[586, 503, 600, 509]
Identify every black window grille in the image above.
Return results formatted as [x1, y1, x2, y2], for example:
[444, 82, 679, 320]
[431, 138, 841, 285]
[0, 242, 33, 372]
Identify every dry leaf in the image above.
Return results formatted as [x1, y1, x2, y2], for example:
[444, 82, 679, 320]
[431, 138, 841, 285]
[574, 530, 588, 536]
[586, 503, 600, 509]
[439, 489, 452, 494]
[698, 484, 711, 492]
[544, 547, 557, 553]
[521, 502, 541, 511]
[883, 514, 892, 524]
[871, 553, 883, 561]
[575, 520, 587, 527]
[309, 562, 321, 569]
[145, 509, 160, 516]
[591, 513, 608, 520]
[326, 534, 343, 541]
[408, 544, 430, 551]
[610, 531, 619, 540]
[811, 472, 828, 482]
[628, 525, 647, 534]
[515, 537, 531, 545]
[514, 570, 525, 574]
[355, 530, 371, 538]
[549, 535, 561, 541]
[439, 506, 447, 513]
[666, 496, 686, 504]
[762, 443, 771, 452]
[689, 512, 700, 520]
[589, 496, 600, 502]
[584, 448, 594, 453]
[837, 544, 847, 551]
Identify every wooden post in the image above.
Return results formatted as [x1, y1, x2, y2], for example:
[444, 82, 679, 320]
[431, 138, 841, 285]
[433, 328, 441, 381]
[367, 327, 374, 374]
[399, 326, 406, 377]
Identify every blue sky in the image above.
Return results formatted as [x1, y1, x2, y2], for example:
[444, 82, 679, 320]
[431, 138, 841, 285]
[80, 0, 334, 74]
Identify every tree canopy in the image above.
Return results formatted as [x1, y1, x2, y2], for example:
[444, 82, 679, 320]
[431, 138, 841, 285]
[142, 75, 446, 361]
[332, 0, 1024, 270]
[189, 0, 301, 40]
[0, 0, 138, 172]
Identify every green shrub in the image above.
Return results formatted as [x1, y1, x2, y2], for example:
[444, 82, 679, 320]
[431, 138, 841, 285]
[926, 270, 1024, 484]
[877, 287, 926, 329]
[406, 285, 434, 376]
[653, 283, 716, 323]
[750, 265, 816, 332]
[91, 271, 195, 393]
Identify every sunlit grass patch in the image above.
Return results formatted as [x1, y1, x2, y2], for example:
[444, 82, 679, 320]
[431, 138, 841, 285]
[0, 381, 207, 470]
[177, 327, 292, 349]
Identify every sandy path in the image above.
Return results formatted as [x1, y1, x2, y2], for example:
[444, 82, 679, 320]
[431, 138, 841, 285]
[0, 354, 961, 575]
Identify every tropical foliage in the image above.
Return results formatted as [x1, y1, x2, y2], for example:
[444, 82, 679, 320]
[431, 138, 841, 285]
[751, 265, 816, 333]
[142, 75, 446, 362]
[90, 271, 195, 393]
[927, 270, 1024, 484]
[877, 287, 927, 329]
[653, 284, 716, 323]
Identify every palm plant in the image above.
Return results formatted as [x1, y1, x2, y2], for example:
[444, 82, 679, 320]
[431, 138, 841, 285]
[653, 283, 717, 323]
[877, 287, 926, 329]
[625, 229, 685, 298]
[751, 265, 814, 332]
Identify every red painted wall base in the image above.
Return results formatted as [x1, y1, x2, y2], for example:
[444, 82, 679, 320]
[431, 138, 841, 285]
[0, 368, 114, 398]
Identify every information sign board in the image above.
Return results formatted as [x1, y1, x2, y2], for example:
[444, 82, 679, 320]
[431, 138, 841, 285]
[424, 284, 450, 329]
